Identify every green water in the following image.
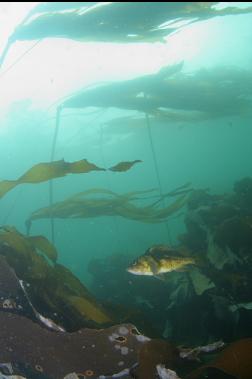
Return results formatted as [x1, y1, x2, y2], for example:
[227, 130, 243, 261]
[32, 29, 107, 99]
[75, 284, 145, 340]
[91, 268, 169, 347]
[0, 3, 252, 346]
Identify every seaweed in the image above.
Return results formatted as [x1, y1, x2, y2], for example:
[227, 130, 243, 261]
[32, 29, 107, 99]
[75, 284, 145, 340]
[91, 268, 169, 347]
[0, 312, 146, 379]
[0, 226, 57, 265]
[27, 235, 58, 263]
[61, 65, 252, 120]
[109, 159, 142, 172]
[134, 339, 180, 379]
[0, 227, 112, 329]
[0, 158, 141, 199]
[66, 295, 111, 324]
[6, 3, 252, 44]
[185, 338, 252, 379]
[27, 189, 188, 230]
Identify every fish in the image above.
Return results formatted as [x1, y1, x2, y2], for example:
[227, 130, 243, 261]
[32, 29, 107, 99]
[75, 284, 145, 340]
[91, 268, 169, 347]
[127, 245, 196, 277]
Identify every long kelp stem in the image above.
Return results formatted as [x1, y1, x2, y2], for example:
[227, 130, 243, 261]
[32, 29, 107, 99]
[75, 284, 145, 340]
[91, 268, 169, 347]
[49, 106, 62, 243]
[0, 40, 41, 75]
[145, 113, 172, 244]
[99, 123, 122, 253]
[0, 38, 12, 69]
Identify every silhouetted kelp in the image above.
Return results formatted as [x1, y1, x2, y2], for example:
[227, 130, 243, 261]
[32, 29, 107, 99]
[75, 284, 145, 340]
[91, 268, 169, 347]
[1, 2, 252, 66]
[61, 65, 252, 121]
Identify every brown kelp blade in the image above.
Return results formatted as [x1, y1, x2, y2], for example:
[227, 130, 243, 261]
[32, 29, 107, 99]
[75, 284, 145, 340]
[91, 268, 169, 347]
[0, 226, 58, 264]
[185, 338, 252, 379]
[0, 181, 16, 199]
[0, 228, 112, 328]
[27, 235, 58, 263]
[0, 159, 104, 199]
[70, 187, 157, 201]
[0, 226, 33, 258]
[67, 295, 112, 324]
[109, 160, 142, 172]
[18, 159, 105, 183]
[65, 159, 105, 174]
[0, 158, 140, 200]
[27, 189, 188, 228]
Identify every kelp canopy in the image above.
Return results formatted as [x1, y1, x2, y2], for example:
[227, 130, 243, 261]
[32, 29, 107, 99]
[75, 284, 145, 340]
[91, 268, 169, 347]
[27, 187, 189, 232]
[6, 2, 252, 43]
[62, 64, 252, 121]
[0, 158, 141, 199]
[1, 2, 252, 66]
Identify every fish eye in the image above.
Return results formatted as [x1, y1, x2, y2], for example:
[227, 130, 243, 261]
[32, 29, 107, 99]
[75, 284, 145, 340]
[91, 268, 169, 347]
[115, 336, 127, 343]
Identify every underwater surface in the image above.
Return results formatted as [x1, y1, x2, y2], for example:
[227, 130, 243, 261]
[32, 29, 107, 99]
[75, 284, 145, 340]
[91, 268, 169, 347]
[0, 2, 252, 379]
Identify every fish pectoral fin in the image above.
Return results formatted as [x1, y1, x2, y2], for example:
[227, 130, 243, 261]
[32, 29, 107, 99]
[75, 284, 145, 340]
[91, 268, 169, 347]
[149, 259, 159, 275]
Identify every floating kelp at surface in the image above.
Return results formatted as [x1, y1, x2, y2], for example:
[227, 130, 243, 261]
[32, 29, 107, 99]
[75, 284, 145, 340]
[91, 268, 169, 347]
[5, 3, 248, 46]
[0, 158, 141, 200]
[0, 227, 112, 329]
[1, 2, 252, 66]
[61, 65, 252, 121]
[62, 62, 183, 109]
[26, 188, 188, 231]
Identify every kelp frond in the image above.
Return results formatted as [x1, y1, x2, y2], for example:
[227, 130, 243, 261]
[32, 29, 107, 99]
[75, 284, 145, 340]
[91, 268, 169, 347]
[0, 226, 112, 326]
[0, 226, 58, 263]
[2, 3, 252, 66]
[61, 65, 252, 120]
[27, 187, 189, 229]
[0, 158, 141, 199]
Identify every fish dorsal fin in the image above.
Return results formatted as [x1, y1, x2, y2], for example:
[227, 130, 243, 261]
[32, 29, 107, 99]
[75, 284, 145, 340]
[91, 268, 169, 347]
[146, 244, 174, 255]
[146, 245, 182, 260]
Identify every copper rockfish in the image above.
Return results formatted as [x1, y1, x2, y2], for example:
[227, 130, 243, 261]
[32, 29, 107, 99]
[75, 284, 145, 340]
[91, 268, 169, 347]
[127, 245, 195, 277]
